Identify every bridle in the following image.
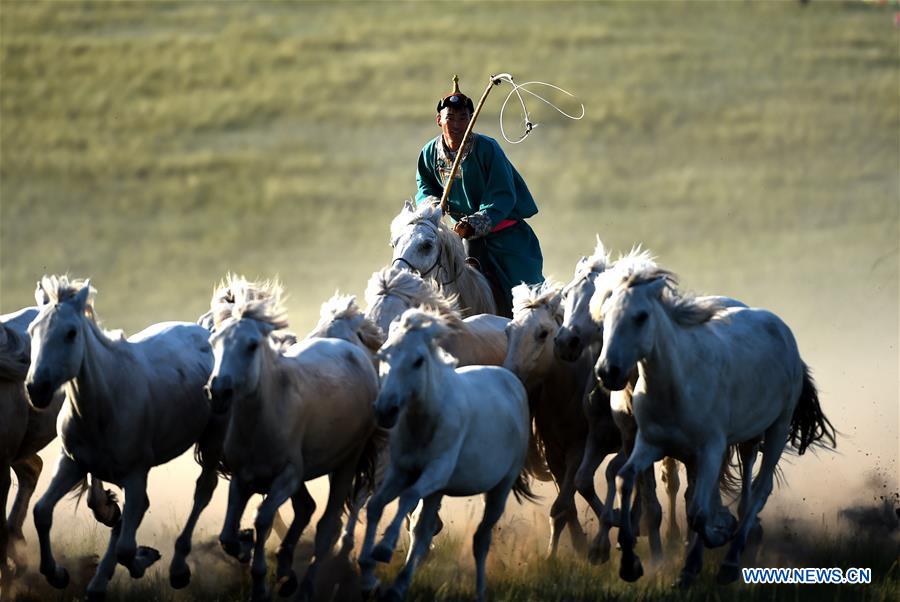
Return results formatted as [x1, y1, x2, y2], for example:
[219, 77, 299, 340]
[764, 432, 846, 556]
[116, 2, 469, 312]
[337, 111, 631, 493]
[391, 242, 458, 287]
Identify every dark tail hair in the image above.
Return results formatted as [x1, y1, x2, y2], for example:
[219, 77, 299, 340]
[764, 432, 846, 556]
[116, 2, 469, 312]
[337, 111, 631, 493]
[789, 364, 836, 455]
[718, 445, 744, 497]
[346, 427, 389, 513]
[511, 468, 541, 505]
[68, 476, 122, 527]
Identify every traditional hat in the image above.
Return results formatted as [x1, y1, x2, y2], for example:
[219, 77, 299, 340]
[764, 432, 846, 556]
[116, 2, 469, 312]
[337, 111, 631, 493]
[436, 75, 475, 113]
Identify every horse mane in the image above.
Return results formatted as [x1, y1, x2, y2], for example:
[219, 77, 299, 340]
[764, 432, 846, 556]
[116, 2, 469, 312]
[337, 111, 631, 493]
[624, 265, 728, 326]
[512, 280, 564, 324]
[574, 236, 612, 279]
[364, 266, 464, 331]
[313, 292, 386, 352]
[0, 323, 30, 381]
[35, 275, 125, 344]
[390, 308, 459, 368]
[211, 273, 289, 330]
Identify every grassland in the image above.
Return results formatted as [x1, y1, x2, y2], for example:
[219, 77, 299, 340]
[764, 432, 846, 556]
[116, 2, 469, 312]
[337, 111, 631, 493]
[1, 0, 898, 600]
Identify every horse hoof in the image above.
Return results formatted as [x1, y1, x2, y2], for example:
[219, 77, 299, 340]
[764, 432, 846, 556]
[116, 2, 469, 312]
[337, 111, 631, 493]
[44, 565, 70, 589]
[587, 542, 610, 565]
[371, 543, 393, 564]
[717, 563, 741, 584]
[619, 555, 644, 582]
[170, 565, 191, 589]
[85, 589, 107, 602]
[277, 571, 298, 597]
[128, 546, 161, 578]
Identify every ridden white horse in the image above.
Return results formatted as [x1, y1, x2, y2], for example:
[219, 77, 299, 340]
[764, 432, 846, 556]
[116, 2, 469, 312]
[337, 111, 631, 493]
[553, 242, 673, 563]
[1, 302, 120, 592]
[592, 262, 836, 584]
[358, 308, 535, 602]
[24, 276, 224, 598]
[389, 200, 497, 317]
[503, 281, 603, 557]
[206, 276, 380, 601]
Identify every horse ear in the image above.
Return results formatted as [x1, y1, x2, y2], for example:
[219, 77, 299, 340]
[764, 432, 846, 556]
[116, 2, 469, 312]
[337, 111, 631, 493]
[34, 280, 50, 307]
[71, 281, 91, 313]
[403, 199, 416, 213]
[645, 277, 668, 297]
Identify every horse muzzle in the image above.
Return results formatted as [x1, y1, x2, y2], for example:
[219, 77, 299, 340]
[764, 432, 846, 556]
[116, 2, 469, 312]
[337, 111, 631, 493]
[554, 327, 582, 362]
[595, 360, 627, 392]
[206, 375, 234, 414]
[25, 378, 56, 410]
[374, 397, 400, 429]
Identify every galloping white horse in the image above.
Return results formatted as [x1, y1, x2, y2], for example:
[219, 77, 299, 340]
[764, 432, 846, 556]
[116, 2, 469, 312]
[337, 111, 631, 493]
[24, 276, 223, 598]
[206, 276, 380, 601]
[359, 309, 534, 602]
[503, 281, 601, 557]
[553, 241, 674, 563]
[1, 303, 120, 592]
[390, 200, 496, 317]
[365, 266, 509, 366]
[592, 262, 836, 584]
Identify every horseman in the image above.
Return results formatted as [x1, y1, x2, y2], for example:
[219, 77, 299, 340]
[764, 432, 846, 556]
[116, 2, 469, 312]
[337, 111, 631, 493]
[415, 76, 545, 317]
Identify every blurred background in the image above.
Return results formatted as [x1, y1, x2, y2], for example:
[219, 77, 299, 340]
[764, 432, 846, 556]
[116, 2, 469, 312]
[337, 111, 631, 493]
[1, 0, 897, 598]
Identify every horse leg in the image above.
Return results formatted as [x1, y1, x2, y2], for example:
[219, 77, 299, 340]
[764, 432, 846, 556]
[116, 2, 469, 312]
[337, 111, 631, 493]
[8, 454, 41, 574]
[637, 464, 663, 563]
[359, 464, 410, 595]
[661, 457, 682, 547]
[544, 448, 569, 559]
[686, 439, 734, 550]
[718, 423, 789, 584]
[383, 493, 442, 602]
[297, 459, 357, 602]
[560, 445, 588, 556]
[616, 436, 663, 582]
[115, 471, 159, 579]
[169, 432, 224, 589]
[589, 448, 626, 565]
[0, 464, 11, 591]
[675, 461, 705, 588]
[85, 517, 123, 600]
[219, 477, 254, 563]
[33, 453, 85, 589]
[250, 465, 300, 602]
[274, 485, 316, 598]
[373, 454, 456, 563]
[86, 476, 121, 527]
[472, 480, 514, 602]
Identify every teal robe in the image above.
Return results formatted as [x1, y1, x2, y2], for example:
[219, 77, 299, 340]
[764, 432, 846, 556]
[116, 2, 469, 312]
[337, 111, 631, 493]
[415, 133, 544, 315]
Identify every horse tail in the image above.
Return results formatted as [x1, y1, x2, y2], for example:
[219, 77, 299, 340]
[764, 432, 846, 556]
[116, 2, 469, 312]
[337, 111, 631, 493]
[717, 445, 743, 498]
[511, 467, 541, 505]
[347, 427, 389, 513]
[67, 476, 122, 527]
[789, 363, 836, 455]
[0, 324, 30, 381]
[524, 424, 554, 483]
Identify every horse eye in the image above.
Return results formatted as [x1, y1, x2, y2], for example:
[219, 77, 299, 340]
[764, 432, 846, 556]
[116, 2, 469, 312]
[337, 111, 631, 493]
[65, 328, 77, 342]
[419, 241, 433, 253]
[538, 329, 549, 340]
[412, 356, 424, 369]
[634, 311, 649, 326]
[247, 341, 259, 353]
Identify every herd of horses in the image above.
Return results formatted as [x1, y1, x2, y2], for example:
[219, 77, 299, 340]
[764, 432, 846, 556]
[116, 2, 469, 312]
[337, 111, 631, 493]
[1, 200, 836, 601]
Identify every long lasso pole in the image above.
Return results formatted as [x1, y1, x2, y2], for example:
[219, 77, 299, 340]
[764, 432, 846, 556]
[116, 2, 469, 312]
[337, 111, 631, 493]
[439, 74, 506, 214]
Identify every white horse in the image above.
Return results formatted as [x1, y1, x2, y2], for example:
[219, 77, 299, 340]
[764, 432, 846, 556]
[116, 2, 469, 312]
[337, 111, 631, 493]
[307, 292, 385, 364]
[358, 308, 534, 602]
[1, 302, 120, 592]
[389, 200, 497, 317]
[206, 276, 380, 601]
[592, 262, 836, 584]
[553, 241, 674, 563]
[503, 281, 604, 557]
[365, 265, 509, 367]
[24, 276, 224, 598]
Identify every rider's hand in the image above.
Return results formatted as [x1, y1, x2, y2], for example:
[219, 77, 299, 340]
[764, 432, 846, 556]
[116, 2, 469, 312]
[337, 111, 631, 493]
[454, 221, 475, 239]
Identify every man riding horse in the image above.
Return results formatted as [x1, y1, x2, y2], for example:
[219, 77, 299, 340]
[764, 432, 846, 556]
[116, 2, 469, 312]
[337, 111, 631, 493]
[415, 76, 545, 317]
